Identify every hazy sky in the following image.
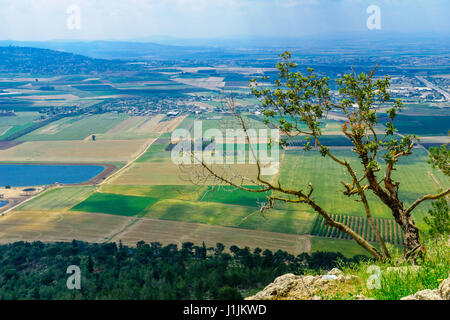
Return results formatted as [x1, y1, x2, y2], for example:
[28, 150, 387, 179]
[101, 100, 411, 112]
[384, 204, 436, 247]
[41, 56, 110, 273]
[0, 0, 449, 41]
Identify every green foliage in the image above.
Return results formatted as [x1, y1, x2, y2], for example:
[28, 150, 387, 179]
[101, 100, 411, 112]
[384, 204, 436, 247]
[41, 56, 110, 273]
[341, 237, 449, 300]
[423, 198, 450, 238]
[216, 287, 243, 300]
[0, 241, 363, 300]
[0, 46, 134, 75]
[428, 144, 449, 176]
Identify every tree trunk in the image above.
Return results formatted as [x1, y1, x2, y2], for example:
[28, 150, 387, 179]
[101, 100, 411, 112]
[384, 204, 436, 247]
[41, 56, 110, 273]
[365, 170, 424, 260]
[402, 215, 423, 260]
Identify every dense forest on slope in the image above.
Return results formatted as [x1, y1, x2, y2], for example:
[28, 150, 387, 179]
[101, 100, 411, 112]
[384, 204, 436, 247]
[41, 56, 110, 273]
[0, 241, 369, 300]
[0, 46, 133, 75]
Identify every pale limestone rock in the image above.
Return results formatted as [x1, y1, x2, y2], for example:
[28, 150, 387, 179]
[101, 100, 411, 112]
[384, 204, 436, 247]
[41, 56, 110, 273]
[246, 269, 361, 300]
[385, 266, 421, 275]
[321, 274, 338, 281]
[438, 275, 450, 300]
[245, 273, 302, 300]
[400, 289, 443, 300]
[327, 268, 344, 276]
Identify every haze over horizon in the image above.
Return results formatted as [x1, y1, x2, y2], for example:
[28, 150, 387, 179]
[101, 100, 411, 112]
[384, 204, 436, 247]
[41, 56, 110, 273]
[0, 0, 449, 43]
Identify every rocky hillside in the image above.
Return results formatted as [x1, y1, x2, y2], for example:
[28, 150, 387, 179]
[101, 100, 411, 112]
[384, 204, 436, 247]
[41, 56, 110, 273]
[246, 268, 450, 300]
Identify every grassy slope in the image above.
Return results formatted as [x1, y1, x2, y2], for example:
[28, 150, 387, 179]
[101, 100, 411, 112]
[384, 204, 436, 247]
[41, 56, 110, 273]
[338, 237, 450, 300]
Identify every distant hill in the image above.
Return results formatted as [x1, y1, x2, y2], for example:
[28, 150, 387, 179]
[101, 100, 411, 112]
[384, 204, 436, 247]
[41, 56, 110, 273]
[0, 40, 219, 61]
[0, 46, 132, 75]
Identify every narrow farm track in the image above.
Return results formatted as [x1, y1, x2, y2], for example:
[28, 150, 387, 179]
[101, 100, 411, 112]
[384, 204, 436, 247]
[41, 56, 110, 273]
[429, 171, 449, 200]
[103, 217, 142, 243]
[99, 135, 160, 186]
[428, 171, 443, 189]
[2, 185, 57, 216]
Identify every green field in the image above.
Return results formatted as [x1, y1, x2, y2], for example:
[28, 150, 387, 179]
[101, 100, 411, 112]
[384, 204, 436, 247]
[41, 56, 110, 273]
[199, 185, 271, 207]
[17, 186, 96, 211]
[387, 114, 450, 136]
[136, 143, 172, 162]
[143, 199, 315, 235]
[175, 116, 197, 131]
[18, 114, 128, 141]
[276, 148, 449, 224]
[2, 71, 447, 260]
[310, 237, 374, 258]
[0, 112, 41, 140]
[190, 114, 268, 135]
[71, 192, 158, 216]
[311, 214, 404, 245]
[97, 184, 315, 234]
[99, 184, 204, 201]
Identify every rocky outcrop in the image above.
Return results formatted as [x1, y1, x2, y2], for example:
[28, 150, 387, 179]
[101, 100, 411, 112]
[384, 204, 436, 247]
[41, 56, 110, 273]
[438, 276, 450, 300]
[401, 275, 450, 300]
[246, 269, 450, 300]
[245, 268, 362, 300]
[400, 289, 442, 300]
[385, 266, 422, 275]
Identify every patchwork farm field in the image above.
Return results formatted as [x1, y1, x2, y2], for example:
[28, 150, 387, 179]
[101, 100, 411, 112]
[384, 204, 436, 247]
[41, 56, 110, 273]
[135, 142, 173, 162]
[0, 139, 150, 162]
[143, 199, 315, 235]
[311, 214, 404, 245]
[93, 115, 164, 140]
[99, 184, 204, 201]
[0, 208, 310, 255]
[277, 148, 449, 225]
[110, 218, 311, 255]
[17, 186, 96, 211]
[71, 193, 158, 216]
[0, 112, 41, 140]
[0, 210, 131, 244]
[0, 65, 448, 261]
[310, 237, 374, 258]
[18, 114, 128, 141]
[189, 114, 268, 135]
[199, 185, 271, 207]
[109, 161, 261, 185]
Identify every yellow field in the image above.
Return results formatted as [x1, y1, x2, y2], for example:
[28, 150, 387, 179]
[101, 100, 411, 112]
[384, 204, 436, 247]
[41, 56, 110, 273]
[107, 162, 188, 185]
[108, 162, 262, 185]
[173, 76, 225, 90]
[106, 116, 147, 134]
[135, 114, 166, 133]
[0, 209, 310, 255]
[152, 116, 187, 133]
[0, 210, 130, 244]
[0, 139, 151, 162]
[110, 217, 311, 254]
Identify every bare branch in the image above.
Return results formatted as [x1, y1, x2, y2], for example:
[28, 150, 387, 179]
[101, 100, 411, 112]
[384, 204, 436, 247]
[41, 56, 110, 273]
[405, 188, 450, 216]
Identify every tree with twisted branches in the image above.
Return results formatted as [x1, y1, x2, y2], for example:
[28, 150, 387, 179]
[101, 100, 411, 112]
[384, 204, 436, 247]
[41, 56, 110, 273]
[181, 52, 449, 262]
